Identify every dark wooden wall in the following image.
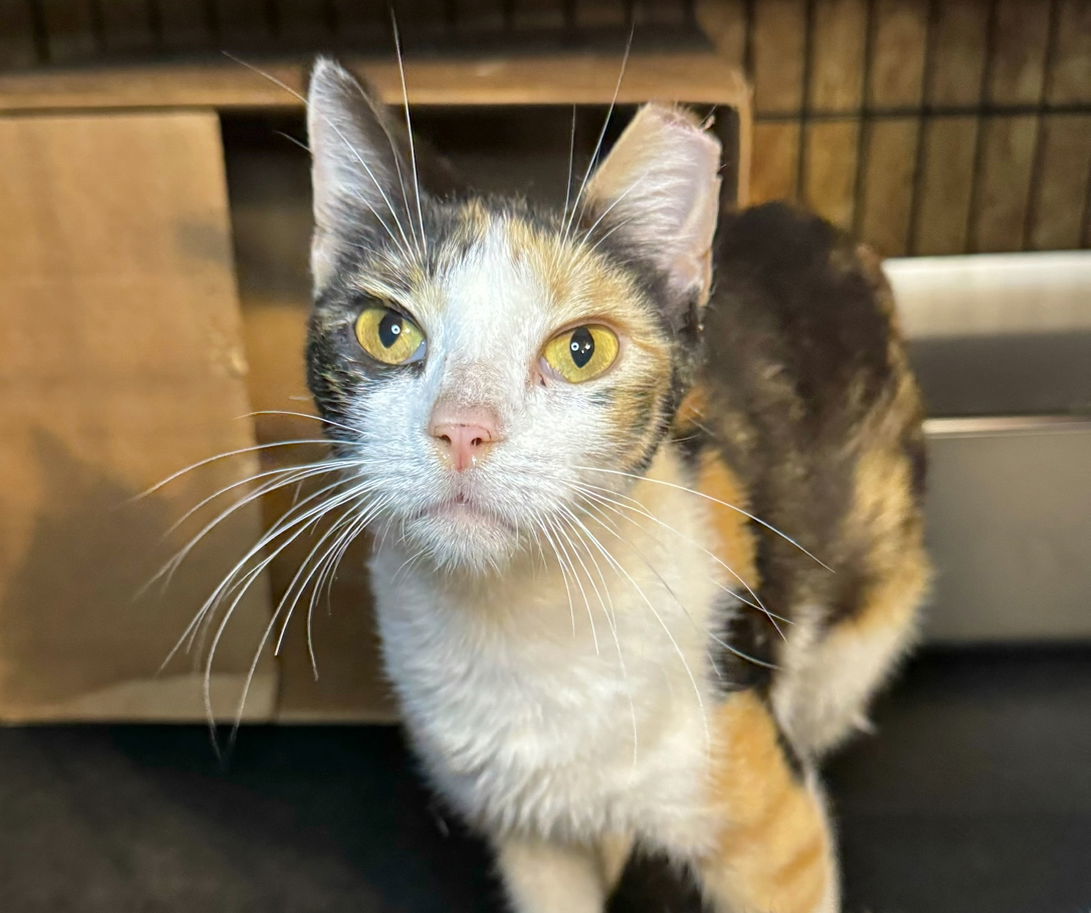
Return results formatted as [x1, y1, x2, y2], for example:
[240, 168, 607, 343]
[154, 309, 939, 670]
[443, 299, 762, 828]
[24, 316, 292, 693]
[702, 0, 1090, 255]
[3, 0, 1088, 255]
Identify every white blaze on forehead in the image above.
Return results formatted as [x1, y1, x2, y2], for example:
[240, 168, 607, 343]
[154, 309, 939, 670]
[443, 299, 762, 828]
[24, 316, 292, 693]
[428, 222, 555, 411]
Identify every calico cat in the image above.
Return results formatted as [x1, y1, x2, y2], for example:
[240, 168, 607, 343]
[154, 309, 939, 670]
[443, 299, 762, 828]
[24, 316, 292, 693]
[301, 59, 929, 913]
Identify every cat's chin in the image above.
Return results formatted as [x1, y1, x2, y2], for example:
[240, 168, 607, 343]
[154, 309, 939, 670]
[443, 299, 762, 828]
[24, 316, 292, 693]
[397, 504, 525, 576]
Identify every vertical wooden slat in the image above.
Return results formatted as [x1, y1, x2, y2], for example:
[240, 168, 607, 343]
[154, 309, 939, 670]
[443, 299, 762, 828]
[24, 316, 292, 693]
[396, 0, 451, 38]
[695, 0, 747, 69]
[98, 0, 155, 53]
[42, 0, 97, 61]
[751, 0, 807, 115]
[578, 0, 625, 27]
[1047, 0, 1091, 105]
[1084, 174, 1091, 248]
[987, 0, 1051, 105]
[803, 119, 859, 227]
[1, 0, 41, 66]
[913, 115, 978, 254]
[970, 114, 1038, 252]
[1027, 114, 1091, 250]
[858, 116, 918, 254]
[926, 0, 989, 106]
[215, 0, 272, 46]
[751, 121, 801, 202]
[511, 0, 566, 30]
[330, 0, 388, 47]
[810, 0, 868, 113]
[635, 0, 688, 26]
[274, 0, 331, 44]
[453, 0, 507, 32]
[868, 0, 928, 108]
[157, 0, 212, 51]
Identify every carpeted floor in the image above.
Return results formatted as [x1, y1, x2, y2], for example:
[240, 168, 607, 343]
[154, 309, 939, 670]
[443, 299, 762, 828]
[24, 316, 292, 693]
[2, 649, 1089, 912]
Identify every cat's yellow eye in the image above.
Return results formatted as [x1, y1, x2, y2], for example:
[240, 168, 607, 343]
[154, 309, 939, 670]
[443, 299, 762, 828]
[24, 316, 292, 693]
[542, 324, 620, 383]
[355, 306, 426, 365]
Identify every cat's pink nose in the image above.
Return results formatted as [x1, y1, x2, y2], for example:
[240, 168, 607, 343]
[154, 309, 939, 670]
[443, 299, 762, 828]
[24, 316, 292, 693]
[429, 406, 500, 472]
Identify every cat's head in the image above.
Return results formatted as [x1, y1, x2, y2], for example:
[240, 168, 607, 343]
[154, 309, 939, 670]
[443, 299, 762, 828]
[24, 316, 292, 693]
[305, 59, 721, 574]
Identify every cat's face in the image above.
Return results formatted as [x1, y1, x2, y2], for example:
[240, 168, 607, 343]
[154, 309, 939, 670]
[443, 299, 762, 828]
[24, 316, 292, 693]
[305, 60, 721, 574]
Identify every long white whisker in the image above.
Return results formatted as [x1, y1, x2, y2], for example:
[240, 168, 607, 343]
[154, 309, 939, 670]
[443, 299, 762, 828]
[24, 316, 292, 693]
[150, 469, 355, 599]
[553, 502, 711, 752]
[537, 515, 578, 636]
[562, 104, 577, 224]
[575, 465, 833, 571]
[390, 11, 427, 256]
[573, 494, 778, 670]
[572, 480, 788, 637]
[549, 514, 601, 655]
[134, 438, 335, 500]
[551, 508, 639, 766]
[563, 22, 635, 241]
[198, 481, 381, 750]
[578, 167, 653, 248]
[245, 409, 359, 435]
[161, 459, 356, 543]
[222, 52, 414, 260]
[163, 478, 364, 673]
[272, 497, 370, 657]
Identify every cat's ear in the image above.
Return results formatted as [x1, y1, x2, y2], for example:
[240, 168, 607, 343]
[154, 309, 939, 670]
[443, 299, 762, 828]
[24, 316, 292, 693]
[583, 104, 722, 312]
[307, 58, 419, 289]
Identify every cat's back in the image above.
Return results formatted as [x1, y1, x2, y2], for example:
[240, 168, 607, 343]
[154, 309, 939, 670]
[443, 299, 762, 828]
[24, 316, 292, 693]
[688, 203, 929, 745]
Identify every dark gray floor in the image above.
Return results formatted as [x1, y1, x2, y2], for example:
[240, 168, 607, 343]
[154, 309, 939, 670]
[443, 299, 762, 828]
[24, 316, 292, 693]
[2, 649, 1089, 913]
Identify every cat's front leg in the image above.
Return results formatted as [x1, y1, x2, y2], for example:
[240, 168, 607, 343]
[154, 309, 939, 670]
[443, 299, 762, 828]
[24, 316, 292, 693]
[494, 833, 614, 913]
[694, 691, 840, 913]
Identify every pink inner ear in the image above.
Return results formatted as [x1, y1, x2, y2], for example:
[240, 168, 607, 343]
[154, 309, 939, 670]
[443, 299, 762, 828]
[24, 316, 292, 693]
[584, 104, 722, 299]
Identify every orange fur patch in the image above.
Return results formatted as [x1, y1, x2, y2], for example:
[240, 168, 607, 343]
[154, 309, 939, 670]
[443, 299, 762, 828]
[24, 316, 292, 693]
[696, 448, 759, 591]
[700, 691, 834, 913]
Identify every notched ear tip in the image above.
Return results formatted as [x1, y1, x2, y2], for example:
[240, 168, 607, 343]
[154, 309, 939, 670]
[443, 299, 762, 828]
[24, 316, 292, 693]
[636, 102, 723, 161]
[585, 101, 723, 307]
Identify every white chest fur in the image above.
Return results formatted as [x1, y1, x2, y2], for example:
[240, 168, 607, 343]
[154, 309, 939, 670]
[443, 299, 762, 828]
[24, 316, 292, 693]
[369, 460, 726, 851]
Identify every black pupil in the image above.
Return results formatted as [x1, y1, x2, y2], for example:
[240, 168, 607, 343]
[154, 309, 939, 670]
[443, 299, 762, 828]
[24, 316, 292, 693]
[569, 327, 595, 368]
[378, 312, 403, 348]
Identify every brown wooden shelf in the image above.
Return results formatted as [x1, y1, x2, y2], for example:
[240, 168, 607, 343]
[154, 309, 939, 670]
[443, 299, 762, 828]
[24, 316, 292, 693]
[0, 51, 749, 112]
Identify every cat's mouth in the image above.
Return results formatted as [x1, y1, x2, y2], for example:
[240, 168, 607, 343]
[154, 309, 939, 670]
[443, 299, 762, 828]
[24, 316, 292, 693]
[422, 494, 515, 532]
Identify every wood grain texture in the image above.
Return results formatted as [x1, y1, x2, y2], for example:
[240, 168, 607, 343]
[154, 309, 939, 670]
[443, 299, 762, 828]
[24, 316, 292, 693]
[0, 111, 275, 722]
[868, 0, 929, 108]
[971, 115, 1039, 252]
[750, 0, 807, 115]
[810, 0, 868, 113]
[858, 117, 919, 255]
[803, 119, 860, 227]
[1027, 114, 1091, 250]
